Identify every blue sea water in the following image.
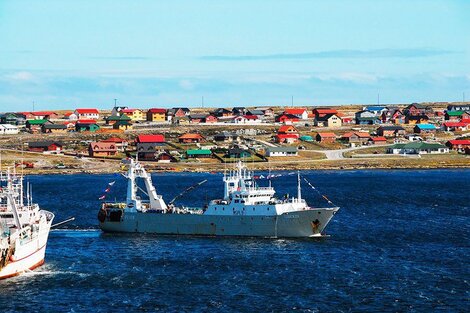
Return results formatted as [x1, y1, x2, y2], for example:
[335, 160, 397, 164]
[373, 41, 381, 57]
[0, 169, 469, 312]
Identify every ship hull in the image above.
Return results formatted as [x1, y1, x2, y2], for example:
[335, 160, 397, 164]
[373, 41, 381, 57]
[0, 212, 53, 280]
[99, 207, 339, 238]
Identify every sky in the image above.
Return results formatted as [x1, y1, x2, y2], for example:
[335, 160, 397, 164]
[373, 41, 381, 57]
[0, 0, 469, 111]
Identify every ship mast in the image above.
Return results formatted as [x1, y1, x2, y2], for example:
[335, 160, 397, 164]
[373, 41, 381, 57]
[297, 171, 302, 202]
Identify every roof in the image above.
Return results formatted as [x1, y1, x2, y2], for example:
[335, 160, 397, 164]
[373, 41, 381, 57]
[299, 135, 313, 141]
[31, 111, 56, 116]
[90, 142, 117, 152]
[179, 133, 204, 140]
[247, 109, 264, 115]
[461, 119, 470, 124]
[276, 113, 299, 120]
[243, 115, 258, 120]
[317, 132, 336, 138]
[447, 140, 470, 145]
[378, 126, 405, 131]
[316, 113, 340, 121]
[341, 132, 370, 138]
[77, 119, 97, 124]
[266, 146, 298, 153]
[75, 108, 99, 114]
[390, 142, 446, 150]
[415, 124, 436, 130]
[446, 111, 465, 116]
[186, 149, 212, 155]
[148, 108, 167, 114]
[114, 120, 133, 126]
[313, 108, 338, 114]
[106, 115, 131, 121]
[366, 106, 386, 111]
[214, 131, 239, 139]
[42, 124, 67, 129]
[28, 141, 62, 148]
[26, 119, 48, 125]
[189, 114, 208, 119]
[278, 125, 297, 133]
[285, 108, 307, 115]
[276, 134, 299, 139]
[102, 137, 127, 143]
[443, 122, 467, 127]
[136, 134, 165, 143]
[371, 136, 387, 141]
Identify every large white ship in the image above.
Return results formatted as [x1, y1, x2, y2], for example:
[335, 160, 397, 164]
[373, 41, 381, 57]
[0, 168, 54, 279]
[98, 159, 339, 238]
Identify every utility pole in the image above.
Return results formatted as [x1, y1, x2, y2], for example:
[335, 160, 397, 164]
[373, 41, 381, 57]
[32, 101, 35, 112]
[202, 96, 204, 108]
[463, 92, 466, 103]
[377, 92, 380, 106]
[291, 95, 294, 107]
[114, 98, 117, 108]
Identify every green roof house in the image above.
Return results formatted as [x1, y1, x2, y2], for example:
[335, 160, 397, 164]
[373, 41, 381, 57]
[186, 149, 212, 158]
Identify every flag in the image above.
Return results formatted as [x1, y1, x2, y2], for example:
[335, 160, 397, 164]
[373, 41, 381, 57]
[99, 195, 106, 200]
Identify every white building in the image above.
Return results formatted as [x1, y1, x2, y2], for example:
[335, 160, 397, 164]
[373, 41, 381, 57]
[0, 124, 19, 135]
[265, 146, 298, 157]
[74, 108, 100, 120]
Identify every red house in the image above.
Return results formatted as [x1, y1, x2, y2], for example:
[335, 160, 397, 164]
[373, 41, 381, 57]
[178, 133, 205, 143]
[445, 139, 470, 151]
[312, 108, 338, 118]
[28, 141, 63, 152]
[275, 134, 299, 144]
[275, 114, 300, 124]
[368, 136, 387, 145]
[315, 132, 336, 143]
[442, 122, 468, 132]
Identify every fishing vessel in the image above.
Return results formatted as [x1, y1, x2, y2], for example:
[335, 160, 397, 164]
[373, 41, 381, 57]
[98, 159, 339, 238]
[0, 168, 54, 279]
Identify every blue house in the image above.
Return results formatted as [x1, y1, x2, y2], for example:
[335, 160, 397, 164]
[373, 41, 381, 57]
[414, 124, 437, 134]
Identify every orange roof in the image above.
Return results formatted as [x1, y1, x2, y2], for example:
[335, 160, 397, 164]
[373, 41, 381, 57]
[278, 125, 297, 133]
[313, 108, 338, 114]
[317, 132, 336, 138]
[371, 136, 387, 141]
[356, 132, 371, 138]
[179, 133, 204, 139]
[102, 137, 127, 143]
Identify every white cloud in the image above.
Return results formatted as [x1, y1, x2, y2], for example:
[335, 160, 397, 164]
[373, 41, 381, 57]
[8, 71, 34, 81]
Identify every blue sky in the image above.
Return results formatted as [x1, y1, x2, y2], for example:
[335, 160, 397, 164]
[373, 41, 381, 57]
[0, 0, 469, 111]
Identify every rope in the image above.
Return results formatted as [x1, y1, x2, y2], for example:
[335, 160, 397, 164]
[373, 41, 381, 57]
[303, 177, 337, 207]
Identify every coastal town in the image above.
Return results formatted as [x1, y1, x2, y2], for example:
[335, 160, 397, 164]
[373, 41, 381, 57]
[0, 102, 469, 173]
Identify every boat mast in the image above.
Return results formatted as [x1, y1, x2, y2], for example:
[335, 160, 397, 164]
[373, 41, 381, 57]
[297, 171, 302, 202]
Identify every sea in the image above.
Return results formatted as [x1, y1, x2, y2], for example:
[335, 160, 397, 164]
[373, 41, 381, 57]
[0, 169, 469, 312]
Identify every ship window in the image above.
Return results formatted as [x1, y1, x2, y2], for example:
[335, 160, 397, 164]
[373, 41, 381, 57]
[241, 200, 245, 203]
[222, 207, 225, 210]
[267, 208, 270, 210]
[253, 208, 255, 211]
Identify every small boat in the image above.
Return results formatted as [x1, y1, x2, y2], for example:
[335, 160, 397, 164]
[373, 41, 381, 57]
[0, 168, 54, 279]
[98, 159, 339, 238]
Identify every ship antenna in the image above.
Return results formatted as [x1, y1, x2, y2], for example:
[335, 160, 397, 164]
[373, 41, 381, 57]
[297, 171, 301, 202]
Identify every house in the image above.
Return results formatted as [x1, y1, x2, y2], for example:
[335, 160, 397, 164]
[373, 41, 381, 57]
[381, 109, 404, 124]
[212, 108, 232, 117]
[444, 111, 465, 121]
[120, 109, 145, 121]
[342, 117, 353, 124]
[189, 114, 207, 124]
[186, 149, 212, 158]
[315, 132, 336, 143]
[441, 122, 468, 132]
[386, 142, 449, 154]
[31, 111, 58, 120]
[314, 113, 342, 127]
[368, 137, 387, 145]
[136, 143, 163, 161]
[414, 124, 437, 134]
[376, 126, 406, 137]
[312, 108, 338, 119]
[41, 123, 68, 133]
[110, 106, 128, 117]
[113, 120, 133, 131]
[364, 106, 386, 116]
[340, 132, 371, 144]
[74, 108, 100, 120]
[0, 113, 26, 125]
[64, 112, 78, 120]
[278, 125, 298, 136]
[135, 134, 165, 144]
[284, 108, 309, 120]
[355, 110, 380, 125]
[232, 107, 247, 115]
[28, 141, 63, 153]
[405, 115, 429, 124]
[445, 140, 470, 151]
[246, 109, 264, 117]
[0, 124, 19, 135]
[178, 133, 205, 143]
[255, 107, 274, 116]
[75, 122, 100, 132]
[225, 148, 252, 159]
[88, 142, 118, 157]
[299, 135, 314, 142]
[204, 115, 218, 123]
[231, 115, 260, 124]
[105, 114, 131, 125]
[146, 108, 167, 122]
[155, 152, 177, 163]
[265, 146, 298, 157]
[101, 137, 128, 152]
[275, 113, 300, 124]
[172, 116, 190, 125]
[275, 134, 299, 144]
[447, 104, 470, 111]
[404, 103, 433, 116]
[213, 132, 241, 143]
[26, 119, 51, 133]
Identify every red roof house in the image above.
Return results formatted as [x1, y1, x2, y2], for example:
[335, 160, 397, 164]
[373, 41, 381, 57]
[445, 139, 470, 151]
[136, 134, 165, 143]
[315, 132, 336, 143]
[275, 133, 299, 144]
[284, 108, 308, 119]
[178, 133, 205, 143]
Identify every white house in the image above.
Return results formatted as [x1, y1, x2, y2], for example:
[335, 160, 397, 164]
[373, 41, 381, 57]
[74, 108, 100, 120]
[0, 124, 19, 135]
[265, 146, 298, 157]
